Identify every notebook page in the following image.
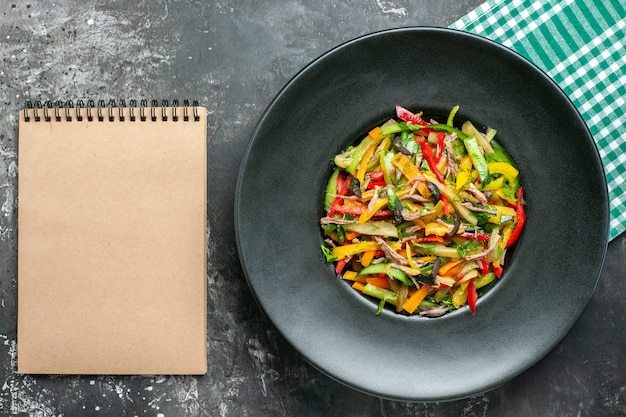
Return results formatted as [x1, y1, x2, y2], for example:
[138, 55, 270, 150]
[17, 105, 207, 375]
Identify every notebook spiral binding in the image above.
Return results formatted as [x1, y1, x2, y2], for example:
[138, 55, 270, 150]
[22, 99, 201, 123]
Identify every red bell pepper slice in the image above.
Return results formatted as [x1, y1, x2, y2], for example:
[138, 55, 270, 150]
[479, 258, 489, 275]
[458, 232, 491, 242]
[335, 257, 349, 275]
[415, 135, 445, 184]
[333, 204, 393, 219]
[367, 170, 385, 181]
[395, 105, 435, 135]
[366, 180, 386, 190]
[467, 278, 477, 315]
[493, 265, 503, 278]
[396, 105, 428, 126]
[435, 132, 445, 162]
[327, 173, 351, 217]
[506, 186, 526, 248]
[414, 135, 449, 214]
[338, 174, 351, 195]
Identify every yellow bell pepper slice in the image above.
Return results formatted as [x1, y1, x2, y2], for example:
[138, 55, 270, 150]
[452, 280, 470, 308]
[405, 243, 419, 270]
[455, 155, 473, 189]
[425, 222, 450, 237]
[331, 241, 379, 260]
[481, 175, 505, 191]
[487, 205, 517, 224]
[459, 155, 473, 171]
[342, 270, 359, 281]
[355, 144, 377, 185]
[346, 129, 385, 175]
[456, 170, 470, 190]
[354, 130, 387, 183]
[436, 155, 447, 174]
[434, 286, 449, 302]
[359, 182, 411, 202]
[357, 197, 388, 223]
[495, 188, 518, 205]
[494, 222, 516, 268]
[487, 162, 519, 184]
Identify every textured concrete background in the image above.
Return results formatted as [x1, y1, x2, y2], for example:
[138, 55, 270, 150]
[1, 1, 626, 416]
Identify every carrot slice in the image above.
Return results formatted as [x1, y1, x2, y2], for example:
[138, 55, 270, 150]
[413, 236, 445, 244]
[368, 126, 383, 141]
[438, 259, 465, 276]
[352, 281, 366, 292]
[360, 250, 376, 267]
[365, 277, 391, 290]
[402, 285, 429, 314]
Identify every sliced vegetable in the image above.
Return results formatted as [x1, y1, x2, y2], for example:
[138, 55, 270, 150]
[425, 174, 478, 225]
[416, 135, 445, 184]
[346, 133, 380, 175]
[462, 135, 490, 185]
[446, 105, 460, 127]
[324, 168, 340, 211]
[380, 150, 395, 185]
[358, 195, 390, 224]
[425, 222, 449, 237]
[385, 264, 413, 286]
[346, 221, 398, 238]
[413, 242, 462, 259]
[321, 105, 526, 317]
[439, 259, 465, 276]
[360, 250, 376, 267]
[366, 276, 391, 289]
[396, 105, 428, 126]
[486, 140, 520, 191]
[467, 278, 478, 315]
[487, 162, 519, 184]
[386, 187, 403, 224]
[342, 270, 359, 281]
[506, 186, 526, 248]
[452, 281, 469, 309]
[402, 285, 429, 314]
[475, 272, 496, 289]
[391, 152, 421, 180]
[358, 262, 388, 276]
[331, 241, 378, 260]
[462, 120, 494, 154]
[362, 284, 398, 307]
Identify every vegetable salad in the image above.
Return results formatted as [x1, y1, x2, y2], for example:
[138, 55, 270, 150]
[320, 105, 525, 317]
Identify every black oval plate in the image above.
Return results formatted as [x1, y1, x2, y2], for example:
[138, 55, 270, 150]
[235, 27, 609, 402]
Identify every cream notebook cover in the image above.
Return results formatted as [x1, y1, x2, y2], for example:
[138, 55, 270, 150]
[17, 100, 207, 375]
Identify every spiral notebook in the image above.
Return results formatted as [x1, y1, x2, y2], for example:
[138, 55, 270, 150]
[17, 99, 207, 375]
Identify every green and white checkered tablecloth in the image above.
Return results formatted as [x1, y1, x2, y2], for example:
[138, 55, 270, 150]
[450, 0, 626, 241]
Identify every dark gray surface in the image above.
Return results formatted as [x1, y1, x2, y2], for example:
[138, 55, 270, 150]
[0, 1, 624, 416]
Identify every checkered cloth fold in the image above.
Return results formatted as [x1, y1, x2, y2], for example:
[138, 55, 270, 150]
[451, 0, 626, 240]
